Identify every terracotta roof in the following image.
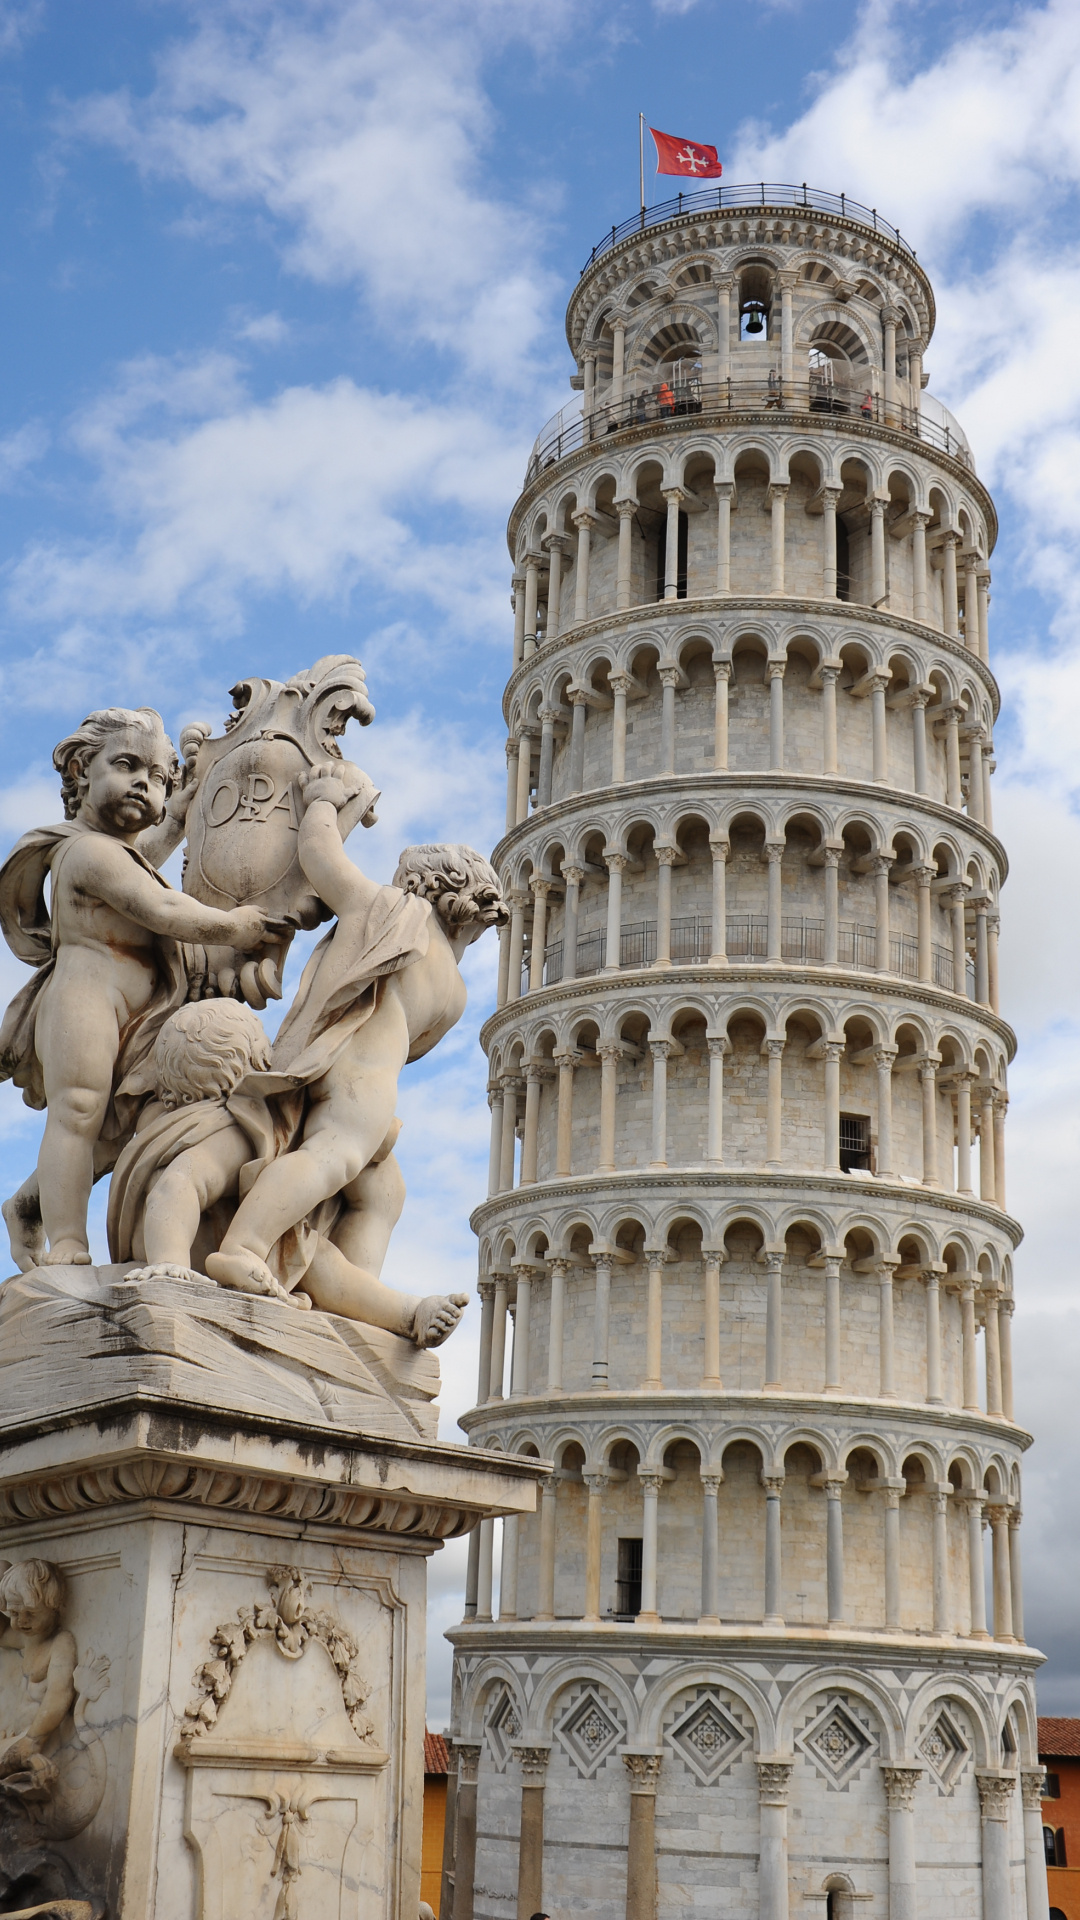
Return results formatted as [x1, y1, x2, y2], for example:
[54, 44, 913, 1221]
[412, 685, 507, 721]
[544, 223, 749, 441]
[1039, 1717, 1080, 1758]
[425, 1730, 450, 1774]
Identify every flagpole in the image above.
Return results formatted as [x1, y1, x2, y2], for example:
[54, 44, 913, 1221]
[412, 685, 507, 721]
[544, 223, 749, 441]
[639, 112, 646, 216]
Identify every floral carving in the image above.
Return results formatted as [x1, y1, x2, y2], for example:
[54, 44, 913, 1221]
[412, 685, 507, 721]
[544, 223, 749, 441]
[180, 1566, 376, 1748]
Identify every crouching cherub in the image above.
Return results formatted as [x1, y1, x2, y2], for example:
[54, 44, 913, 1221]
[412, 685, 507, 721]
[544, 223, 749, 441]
[202, 765, 507, 1317]
[0, 706, 288, 1269]
[0, 1559, 77, 1796]
[108, 998, 468, 1347]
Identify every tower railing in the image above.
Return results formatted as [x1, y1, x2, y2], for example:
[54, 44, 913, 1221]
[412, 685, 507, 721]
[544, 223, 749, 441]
[580, 184, 916, 274]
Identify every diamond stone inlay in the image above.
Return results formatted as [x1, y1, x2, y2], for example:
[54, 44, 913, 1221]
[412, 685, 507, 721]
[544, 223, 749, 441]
[668, 1693, 749, 1783]
[556, 1688, 623, 1778]
[919, 1708, 971, 1792]
[798, 1697, 876, 1788]
[487, 1688, 523, 1769]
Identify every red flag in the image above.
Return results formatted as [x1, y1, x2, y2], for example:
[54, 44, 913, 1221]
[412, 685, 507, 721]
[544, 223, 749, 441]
[650, 128, 723, 180]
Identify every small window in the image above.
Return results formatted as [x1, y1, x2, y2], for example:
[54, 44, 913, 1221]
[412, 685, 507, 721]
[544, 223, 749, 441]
[1045, 1826, 1068, 1867]
[616, 1538, 642, 1618]
[1050, 1909, 1068, 1919]
[839, 1113, 871, 1173]
[836, 518, 851, 602]
[1044, 1771, 1061, 1798]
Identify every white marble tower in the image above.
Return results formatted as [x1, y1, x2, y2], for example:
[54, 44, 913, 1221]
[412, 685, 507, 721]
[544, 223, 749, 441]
[445, 185, 1047, 1920]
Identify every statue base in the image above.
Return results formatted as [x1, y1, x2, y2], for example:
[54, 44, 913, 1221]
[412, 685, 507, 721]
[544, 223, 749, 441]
[0, 1265, 543, 1920]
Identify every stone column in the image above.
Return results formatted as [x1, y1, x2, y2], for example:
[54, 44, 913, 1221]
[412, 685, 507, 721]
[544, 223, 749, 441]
[764, 1249, 784, 1387]
[662, 488, 684, 599]
[637, 1471, 665, 1622]
[528, 878, 551, 992]
[476, 1277, 496, 1400]
[703, 1248, 724, 1386]
[597, 1040, 622, 1171]
[925, 1266, 944, 1403]
[873, 853, 892, 970]
[511, 569, 527, 667]
[506, 892, 527, 1005]
[535, 712, 558, 809]
[709, 837, 729, 961]
[715, 481, 734, 594]
[919, 1056, 940, 1186]
[908, 340, 924, 414]
[623, 1755, 662, 1920]
[882, 1765, 922, 1920]
[823, 844, 840, 961]
[756, 1760, 793, 1918]
[512, 1745, 550, 1920]
[930, 1485, 950, 1633]
[914, 865, 934, 983]
[609, 670, 631, 781]
[984, 1281, 1004, 1417]
[955, 1072, 974, 1194]
[979, 1086, 997, 1204]
[603, 852, 627, 974]
[716, 277, 732, 380]
[870, 496, 888, 605]
[475, 1518, 495, 1620]
[516, 731, 533, 824]
[561, 863, 583, 981]
[883, 1480, 904, 1629]
[994, 1095, 1008, 1210]
[869, 669, 890, 781]
[542, 532, 567, 639]
[878, 1258, 899, 1397]
[536, 1478, 557, 1619]
[654, 843, 676, 964]
[659, 666, 680, 773]
[497, 924, 512, 1010]
[713, 661, 731, 767]
[489, 1272, 509, 1401]
[978, 567, 992, 665]
[764, 1040, 785, 1168]
[1010, 1509, 1026, 1643]
[546, 1256, 568, 1393]
[987, 1502, 1015, 1641]
[965, 727, 985, 825]
[510, 1262, 533, 1396]
[487, 1084, 505, 1197]
[567, 687, 588, 793]
[611, 318, 626, 404]
[706, 1034, 729, 1163]
[779, 270, 795, 385]
[591, 1251, 612, 1386]
[820, 662, 840, 772]
[824, 1254, 842, 1391]
[825, 1475, 846, 1624]
[581, 349, 595, 425]
[452, 1742, 483, 1920]
[643, 1246, 668, 1387]
[964, 1492, 990, 1639]
[976, 1771, 1015, 1920]
[522, 553, 540, 658]
[1021, 1769, 1051, 1920]
[982, 743, 995, 830]
[823, 1039, 843, 1172]
[945, 883, 968, 997]
[583, 1471, 607, 1620]
[762, 1477, 784, 1625]
[821, 487, 840, 599]
[963, 549, 980, 648]
[553, 1051, 577, 1178]
[1000, 1295, 1015, 1420]
[910, 687, 930, 793]
[912, 512, 930, 623]
[498, 1077, 521, 1192]
[648, 1038, 672, 1167]
[700, 1473, 722, 1622]
[571, 511, 595, 625]
[875, 1044, 896, 1176]
[942, 531, 960, 637]
[768, 482, 788, 594]
[504, 738, 520, 833]
[440, 1745, 460, 1918]
[882, 307, 899, 423]
[767, 658, 786, 769]
[499, 1511, 518, 1617]
[765, 842, 784, 960]
[960, 1277, 979, 1411]
[615, 500, 636, 611]
[943, 706, 963, 808]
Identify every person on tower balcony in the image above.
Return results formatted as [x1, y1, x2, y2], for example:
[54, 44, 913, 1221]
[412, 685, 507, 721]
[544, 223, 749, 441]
[658, 378, 675, 415]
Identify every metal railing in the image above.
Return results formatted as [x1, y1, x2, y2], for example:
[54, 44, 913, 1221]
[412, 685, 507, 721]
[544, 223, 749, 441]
[525, 378, 971, 485]
[536, 921, 975, 992]
[580, 184, 916, 275]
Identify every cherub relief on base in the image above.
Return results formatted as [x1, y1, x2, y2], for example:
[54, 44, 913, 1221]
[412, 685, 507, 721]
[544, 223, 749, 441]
[0, 653, 504, 1357]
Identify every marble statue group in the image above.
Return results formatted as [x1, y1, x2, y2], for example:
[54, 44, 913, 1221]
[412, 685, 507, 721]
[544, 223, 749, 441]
[0, 654, 506, 1348]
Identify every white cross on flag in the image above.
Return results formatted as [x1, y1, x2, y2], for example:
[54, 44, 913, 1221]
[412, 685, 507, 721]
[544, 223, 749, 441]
[650, 127, 723, 179]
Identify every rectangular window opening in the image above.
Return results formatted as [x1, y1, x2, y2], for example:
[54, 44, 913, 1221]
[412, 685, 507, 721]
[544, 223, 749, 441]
[839, 1112, 871, 1174]
[615, 1537, 642, 1619]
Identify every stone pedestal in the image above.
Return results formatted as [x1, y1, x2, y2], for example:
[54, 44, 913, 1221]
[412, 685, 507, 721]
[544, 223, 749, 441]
[0, 1266, 542, 1920]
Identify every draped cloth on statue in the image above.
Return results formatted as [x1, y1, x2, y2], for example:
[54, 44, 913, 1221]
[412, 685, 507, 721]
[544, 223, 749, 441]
[0, 825, 188, 1143]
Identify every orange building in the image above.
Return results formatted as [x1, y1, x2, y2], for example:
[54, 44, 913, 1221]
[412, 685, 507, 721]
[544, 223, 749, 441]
[422, 1729, 450, 1916]
[1041, 1717, 1080, 1918]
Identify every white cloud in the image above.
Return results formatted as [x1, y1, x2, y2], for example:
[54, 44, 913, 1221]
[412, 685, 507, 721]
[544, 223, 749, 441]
[0, 422, 48, 487]
[231, 310, 292, 346]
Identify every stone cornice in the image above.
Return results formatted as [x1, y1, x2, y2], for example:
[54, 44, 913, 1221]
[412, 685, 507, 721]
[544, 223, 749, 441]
[448, 1618, 1040, 1670]
[469, 1166, 1023, 1249]
[501, 595, 1000, 718]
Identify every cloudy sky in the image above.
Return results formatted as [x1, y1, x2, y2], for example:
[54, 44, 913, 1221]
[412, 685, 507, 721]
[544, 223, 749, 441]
[0, 0, 1078, 1727]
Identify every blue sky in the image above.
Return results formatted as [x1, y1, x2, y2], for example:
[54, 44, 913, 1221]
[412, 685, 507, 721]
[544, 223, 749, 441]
[0, 0, 1079, 1727]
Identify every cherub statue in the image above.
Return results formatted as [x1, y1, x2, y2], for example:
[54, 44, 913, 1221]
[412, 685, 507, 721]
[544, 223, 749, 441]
[107, 998, 468, 1346]
[0, 1559, 77, 1792]
[203, 764, 506, 1309]
[0, 707, 285, 1267]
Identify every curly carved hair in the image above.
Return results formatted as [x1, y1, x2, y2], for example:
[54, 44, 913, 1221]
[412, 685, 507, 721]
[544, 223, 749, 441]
[52, 707, 180, 821]
[393, 843, 508, 930]
[0, 1558, 65, 1618]
[152, 1001, 272, 1109]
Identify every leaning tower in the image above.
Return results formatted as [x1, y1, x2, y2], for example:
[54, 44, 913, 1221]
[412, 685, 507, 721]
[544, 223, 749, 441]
[445, 185, 1047, 1920]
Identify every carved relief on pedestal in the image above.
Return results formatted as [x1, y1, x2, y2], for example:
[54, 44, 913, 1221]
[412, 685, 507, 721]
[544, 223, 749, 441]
[177, 1566, 390, 1920]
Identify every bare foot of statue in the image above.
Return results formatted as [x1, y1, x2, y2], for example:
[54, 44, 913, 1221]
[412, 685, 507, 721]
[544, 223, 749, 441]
[205, 1249, 312, 1310]
[41, 1242, 93, 1265]
[123, 1263, 213, 1285]
[2, 1190, 45, 1273]
[411, 1293, 469, 1348]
